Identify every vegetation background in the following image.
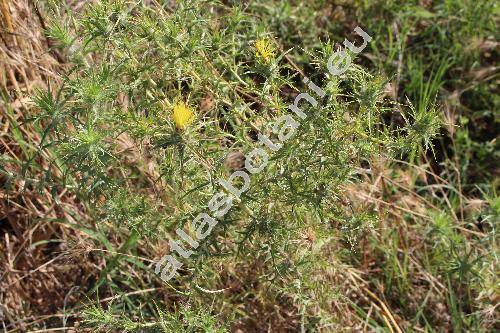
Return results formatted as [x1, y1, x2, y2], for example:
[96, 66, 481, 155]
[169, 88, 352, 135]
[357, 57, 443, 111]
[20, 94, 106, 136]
[0, 0, 498, 332]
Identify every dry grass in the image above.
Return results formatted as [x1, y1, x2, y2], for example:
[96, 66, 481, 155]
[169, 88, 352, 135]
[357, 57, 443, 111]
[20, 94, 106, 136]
[0, 0, 96, 324]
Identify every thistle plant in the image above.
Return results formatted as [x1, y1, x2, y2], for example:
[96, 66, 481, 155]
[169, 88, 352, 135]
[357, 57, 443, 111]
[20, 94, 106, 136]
[30, 0, 444, 330]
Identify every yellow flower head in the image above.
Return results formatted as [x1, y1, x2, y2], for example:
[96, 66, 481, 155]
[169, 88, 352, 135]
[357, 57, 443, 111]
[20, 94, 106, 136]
[172, 102, 194, 130]
[255, 38, 275, 63]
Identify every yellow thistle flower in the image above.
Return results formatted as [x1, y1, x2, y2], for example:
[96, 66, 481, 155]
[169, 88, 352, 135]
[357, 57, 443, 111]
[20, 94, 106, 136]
[172, 102, 194, 130]
[255, 38, 275, 63]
